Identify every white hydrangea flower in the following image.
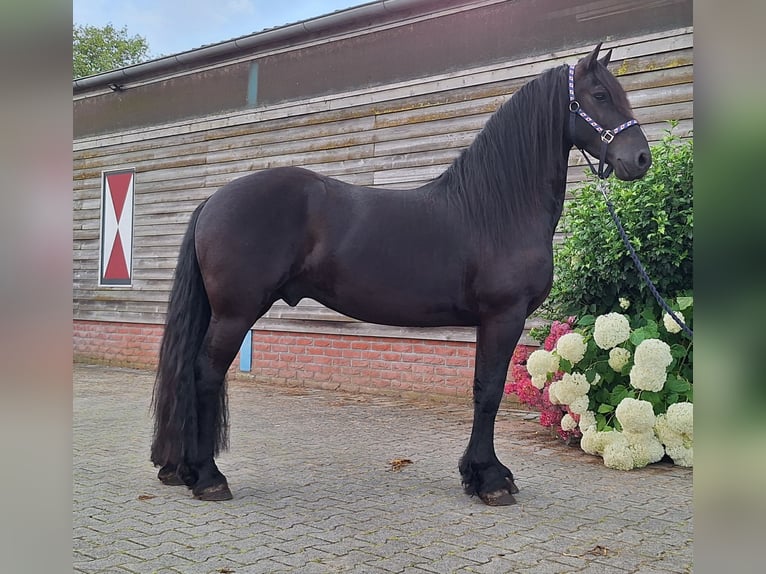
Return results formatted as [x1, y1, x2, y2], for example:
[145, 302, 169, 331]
[555, 332, 587, 364]
[526, 349, 558, 378]
[663, 311, 685, 334]
[580, 428, 600, 455]
[547, 380, 561, 404]
[654, 411, 693, 467]
[615, 398, 656, 433]
[554, 372, 590, 405]
[654, 413, 673, 444]
[629, 339, 672, 392]
[654, 413, 688, 447]
[608, 347, 631, 372]
[619, 298, 631, 310]
[582, 412, 667, 470]
[578, 410, 597, 432]
[530, 375, 546, 390]
[561, 413, 578, 431]
[581, 428, 616, 455]
[569, 395, 590, 415]
[666, 402, 693, 439]
[593, 313, 631, 350]
[548, 352, 561, 375]
[633, 339, 673, 369]
[665, 442, 693, 467]
[626, 433, 665, 467]
[629, 363, 667, 392]
[603, 433, 634, 470]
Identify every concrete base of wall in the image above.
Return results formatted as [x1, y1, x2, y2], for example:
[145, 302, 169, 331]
[73, 320, 529, 402]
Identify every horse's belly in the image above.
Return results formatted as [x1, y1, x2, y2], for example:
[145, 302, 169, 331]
[323, 299, 479, 328]
[287, 278, 478, 328]
[332, 297, 478, 328]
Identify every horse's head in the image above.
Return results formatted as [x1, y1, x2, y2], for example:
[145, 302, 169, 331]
[569, 44, 651, 181]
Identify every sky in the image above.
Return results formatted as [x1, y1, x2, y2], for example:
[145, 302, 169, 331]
[73, 0, 370, 59]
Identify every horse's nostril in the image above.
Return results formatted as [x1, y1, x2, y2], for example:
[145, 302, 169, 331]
[637, 151, 650, 169]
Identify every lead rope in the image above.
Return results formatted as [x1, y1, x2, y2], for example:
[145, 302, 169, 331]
[596, 180, 693, 339]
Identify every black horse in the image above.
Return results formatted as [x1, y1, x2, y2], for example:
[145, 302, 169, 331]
[151, 44, 651, 505]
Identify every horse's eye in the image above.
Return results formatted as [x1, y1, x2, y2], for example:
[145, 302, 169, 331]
[594, 92, 608, 102]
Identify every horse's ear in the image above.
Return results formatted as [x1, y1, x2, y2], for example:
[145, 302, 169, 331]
[582, 43, 602, 71]
[599, 49, 613, 68]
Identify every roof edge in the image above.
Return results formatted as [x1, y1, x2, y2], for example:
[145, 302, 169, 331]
[73, 0, 438, 93]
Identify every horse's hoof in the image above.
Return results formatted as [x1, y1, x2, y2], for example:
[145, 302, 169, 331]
[479, 478, 518, 506]
[480, 489, 517, 506]
[193, 482, 233, 501]
[158, 470, 185, 486]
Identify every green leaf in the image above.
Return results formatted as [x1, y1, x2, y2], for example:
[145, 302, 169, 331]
[597, 403, 615, 413]
[577, 315, 596, 327]
[670, 344, 687, 360]
[665, 376, 691, 393]
[640, 307, 656, 323]
[630, 323, 660, 346]
[639, 391, 663, 412]
[677, 296, 694, 310]
[610, 385, 631, 405]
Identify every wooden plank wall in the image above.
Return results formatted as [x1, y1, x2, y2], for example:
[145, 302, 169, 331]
[73, 27, 693, 343]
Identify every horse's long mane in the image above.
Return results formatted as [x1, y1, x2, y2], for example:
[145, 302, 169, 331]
[440, 64, 570, 238]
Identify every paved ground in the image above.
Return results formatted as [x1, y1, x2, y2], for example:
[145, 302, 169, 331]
[73, 364, 692, 574]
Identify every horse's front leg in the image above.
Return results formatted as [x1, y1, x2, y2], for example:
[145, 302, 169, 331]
[459, 309, 525, 505]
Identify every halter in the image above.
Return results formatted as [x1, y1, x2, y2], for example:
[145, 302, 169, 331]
[568, 64, 639, 179]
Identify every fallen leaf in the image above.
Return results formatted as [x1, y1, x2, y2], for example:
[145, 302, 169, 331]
[588, 545, 609, 556]
[563, 545, 612, 559]
[388, 458, 413, 471]
[217, 569, 234, 573]
[137, 494, 156, 501]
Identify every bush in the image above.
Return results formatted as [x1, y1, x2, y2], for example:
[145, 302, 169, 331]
[543, 124, 693, 318]
[508, 299, 694, 469]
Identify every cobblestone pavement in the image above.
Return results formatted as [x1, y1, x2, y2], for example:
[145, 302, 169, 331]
[73, 364, 692, 573]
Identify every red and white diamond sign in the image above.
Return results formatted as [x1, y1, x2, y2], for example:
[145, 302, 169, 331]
[100, 169, 134, 285]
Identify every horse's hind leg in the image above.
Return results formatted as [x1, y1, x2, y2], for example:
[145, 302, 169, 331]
[157, 463, 184, 485]
[184, 314, 253, 501]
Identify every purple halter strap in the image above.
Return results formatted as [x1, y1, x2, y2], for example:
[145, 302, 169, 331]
[568, 64, 639, 178]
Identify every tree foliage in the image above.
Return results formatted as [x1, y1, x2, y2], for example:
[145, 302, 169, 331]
[73, 23, 150, 78]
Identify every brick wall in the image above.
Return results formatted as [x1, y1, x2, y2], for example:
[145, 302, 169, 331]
[74, 320, 162, 369]
[73, 320, 528, 401]
[247, 332, 477, 397]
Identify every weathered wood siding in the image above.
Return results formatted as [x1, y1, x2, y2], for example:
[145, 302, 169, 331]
[73, 27, 693, 343]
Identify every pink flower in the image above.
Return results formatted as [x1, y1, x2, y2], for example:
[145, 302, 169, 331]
[508, 333, 583, 441]
[540, 406, 563, 428]
[543, 318, 575, 351]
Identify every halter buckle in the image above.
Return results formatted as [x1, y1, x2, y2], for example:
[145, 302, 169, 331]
[601, 130, 615, 144]
[569, 101, 580, 113]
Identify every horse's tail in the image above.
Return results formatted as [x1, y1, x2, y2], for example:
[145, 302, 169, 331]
[151, 200, 211, 468]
